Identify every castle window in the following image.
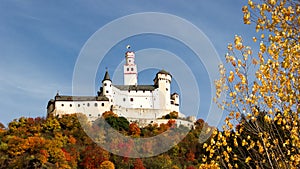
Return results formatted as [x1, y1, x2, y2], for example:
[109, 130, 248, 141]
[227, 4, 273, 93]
[130, 98, 133, 102]
[123, 98, 126, 102]
[128, 90, 130, 93]
[94, 103, 98, 107]
[131, 68, 134, 71]
[78, 104, 80, 107]
[61, 104, 64, 107]
[106, 91, 109, 93]
[102, 103, 104, 106]
[87, 103, 90, 107]
[89, 114, 91, 117]
[127, 68, 129, 71]
[111, 99, 113, 102]
[166, 88, 168, 91]
[104, 83, 107, 86]
[70, 104, 72, 107]
[98, 114, 101, 117]
[110, 84, 112, 87]
[143, 90, 145, 93]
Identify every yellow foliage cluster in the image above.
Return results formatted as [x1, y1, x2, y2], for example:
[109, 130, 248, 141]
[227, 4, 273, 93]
[209, 0, 300, 168]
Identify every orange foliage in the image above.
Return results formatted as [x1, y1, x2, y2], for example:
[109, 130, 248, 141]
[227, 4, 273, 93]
[99, 160, 115, 169]
[133, 158, 146, 169]
[102, 111, 118, 119]
[129, 123, 141, 136]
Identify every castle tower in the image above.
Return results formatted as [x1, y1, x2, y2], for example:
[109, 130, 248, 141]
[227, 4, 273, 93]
[171, 93, 180, 106]
[102, 70, 113, 101]
[154, 69, 172, 110]
[124, 47, 138, 85]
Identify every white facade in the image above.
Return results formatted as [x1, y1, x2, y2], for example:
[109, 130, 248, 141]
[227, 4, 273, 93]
[123, 51, 137, 85]
[47, 50, 195, 126]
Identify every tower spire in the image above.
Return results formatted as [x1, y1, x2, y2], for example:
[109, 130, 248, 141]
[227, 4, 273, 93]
[102, 69, 111, 82]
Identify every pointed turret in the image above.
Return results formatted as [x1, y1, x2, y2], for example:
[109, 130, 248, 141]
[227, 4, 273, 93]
[102, 70, 111, 83]
[102, 69, 112, 101]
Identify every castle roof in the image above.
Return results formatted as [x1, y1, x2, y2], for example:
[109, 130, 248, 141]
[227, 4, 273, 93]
[102, 70, 111, 82]
[156, 69, 172, 77]
[54, 95, 109, 101]
[114, 85, 157, 91]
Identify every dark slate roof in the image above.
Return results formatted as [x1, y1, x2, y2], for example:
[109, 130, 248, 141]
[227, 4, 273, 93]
[46, 99, 55, 109]
[54, 95, 109, 101]
[102, 70, 111, 82]
[157, 69, 172, 77]
[114, 85, 157, 91]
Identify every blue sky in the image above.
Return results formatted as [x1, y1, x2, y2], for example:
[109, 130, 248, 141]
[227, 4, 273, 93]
[0, 0, 257, 127]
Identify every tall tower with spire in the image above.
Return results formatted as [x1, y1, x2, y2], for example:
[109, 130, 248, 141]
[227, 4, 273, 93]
[124, 46, 137, 85]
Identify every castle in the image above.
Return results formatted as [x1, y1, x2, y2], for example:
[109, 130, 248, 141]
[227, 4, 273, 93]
[47, 48, 195, 127]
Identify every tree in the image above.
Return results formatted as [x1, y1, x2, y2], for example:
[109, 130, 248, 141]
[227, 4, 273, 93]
[99, 160, 115, 169]
[204, 0, 300, 168]
[0, 123, 5, 130]
[129, 123, 141, 137]
[80, 145, 110, 169]
[133, 158, 146, 169]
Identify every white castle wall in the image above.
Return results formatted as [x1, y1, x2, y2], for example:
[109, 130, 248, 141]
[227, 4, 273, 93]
[54, 101, 110, 120]
[112, 106, 184, 119]
[110, 86, 178, 111]
[111, 87, 154, 109]
[127, 118, 194, 128]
